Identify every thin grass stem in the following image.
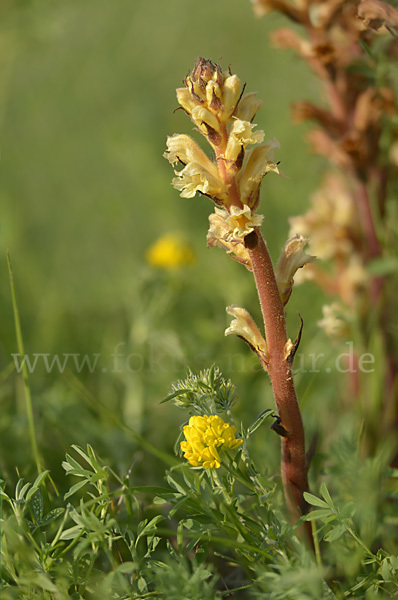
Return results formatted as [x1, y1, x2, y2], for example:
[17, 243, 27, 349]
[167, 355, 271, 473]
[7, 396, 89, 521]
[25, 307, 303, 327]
[7, 252, 41, 475]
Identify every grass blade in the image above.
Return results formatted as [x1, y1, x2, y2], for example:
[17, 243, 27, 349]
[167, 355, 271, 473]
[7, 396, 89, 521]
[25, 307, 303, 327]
[7, 252, 41, 475]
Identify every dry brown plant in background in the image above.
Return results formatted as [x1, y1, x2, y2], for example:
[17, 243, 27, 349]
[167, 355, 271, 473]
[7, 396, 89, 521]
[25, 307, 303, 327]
[251, 0, 398, 452]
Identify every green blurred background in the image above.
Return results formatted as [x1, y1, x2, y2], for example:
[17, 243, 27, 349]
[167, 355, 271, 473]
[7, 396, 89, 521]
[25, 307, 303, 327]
[1, 0, 335, 487]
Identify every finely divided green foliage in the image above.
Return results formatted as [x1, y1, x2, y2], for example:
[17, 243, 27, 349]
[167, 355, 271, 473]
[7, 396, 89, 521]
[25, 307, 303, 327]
[2, 428, 398, 598]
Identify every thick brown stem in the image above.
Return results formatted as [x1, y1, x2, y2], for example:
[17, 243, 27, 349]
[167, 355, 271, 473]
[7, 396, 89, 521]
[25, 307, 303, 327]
[245, 229, 312, 543]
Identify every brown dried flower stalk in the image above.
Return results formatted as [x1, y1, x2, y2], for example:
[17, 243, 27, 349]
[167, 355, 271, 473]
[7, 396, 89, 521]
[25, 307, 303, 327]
[252, 0, 398, 445]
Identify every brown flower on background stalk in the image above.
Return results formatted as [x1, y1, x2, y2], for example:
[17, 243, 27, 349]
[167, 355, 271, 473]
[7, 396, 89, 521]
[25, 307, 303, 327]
[165, 58, 314, 545]
[357, 0, 398, 32]
[251, 0, 398, 451]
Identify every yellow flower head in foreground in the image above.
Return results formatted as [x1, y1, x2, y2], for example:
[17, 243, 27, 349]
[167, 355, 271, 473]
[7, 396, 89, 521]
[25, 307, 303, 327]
[180, 414, 243, 469]
[146, 234, 196, 270]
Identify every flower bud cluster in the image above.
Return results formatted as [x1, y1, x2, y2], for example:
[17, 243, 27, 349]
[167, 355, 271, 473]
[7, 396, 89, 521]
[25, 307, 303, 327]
[180, 414, 242, 469]
[167, 366, 237, 414]
[164, 58, 280, 267]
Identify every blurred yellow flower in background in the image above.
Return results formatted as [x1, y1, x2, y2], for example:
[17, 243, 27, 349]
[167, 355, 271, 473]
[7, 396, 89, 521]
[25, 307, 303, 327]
[146, 234, 196, 270]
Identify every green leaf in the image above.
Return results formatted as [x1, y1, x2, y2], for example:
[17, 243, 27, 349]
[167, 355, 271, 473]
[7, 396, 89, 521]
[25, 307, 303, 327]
[71, 444, 94, 467]
[34, 573, 58, 592]
[128, 485, 181, 496]
[30, 489, 44, 524]
[324, 523, 347, 542]
[246, 409, 274, 437]
[136, 515, 164, 542]
[381, 558, 391, 581]
[64, 480, 89, 499]
[166, 475, 187, 495]
[341, 501, 356, 519]
[86, 444, 101, 470]
[40, 508, 65, 527]
[137, 577, 147, 593]
[303, 491, 329, 509]
[116, 561, 137, 574]
[160, 389, 191, 404]
[358, 38, 374, 59]
[63, 454, 85, 472]
[0, 490, 12, 504]
[177, 520, 184, 553]
[320, 483, 334, 509]
[59, 525, 84, 540]
[304, 509, 334, 521]
[28, 470, 49, 495]
[15, 479, 30, 501]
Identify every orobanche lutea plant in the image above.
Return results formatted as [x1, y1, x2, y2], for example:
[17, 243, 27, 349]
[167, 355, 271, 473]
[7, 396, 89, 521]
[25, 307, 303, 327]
[165, 58, 315, 539]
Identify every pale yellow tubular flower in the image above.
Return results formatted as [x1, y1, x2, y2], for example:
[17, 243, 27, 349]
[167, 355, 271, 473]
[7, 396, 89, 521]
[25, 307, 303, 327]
[339, 255, 368, 306]
[172, 161, 227, 200]
[225, 119, 265, 162]
[275, 234, 316, 306]
[220, 74, 241, 121]
[289, 173, 357, 261]
[176, 87, 201, 117]
[164, 134, 216, 170]
[191, 106, 221, 135]
[225, 204, 264, 240]
[207, 208, 253, 270]
[225, 305, 268, 367]
[317, 302, 351, 340]
[205, 79, 222, 109]
[235, 92, 263, 122]
[238, 140, 281, 209]
[206, 207, 229, 240]
[283, 338, 295, 361]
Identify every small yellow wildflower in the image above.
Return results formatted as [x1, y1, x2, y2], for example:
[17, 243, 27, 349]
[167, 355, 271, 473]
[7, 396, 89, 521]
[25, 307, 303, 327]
[146, 234, 196, 270]
[180, 414, 242, 469]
